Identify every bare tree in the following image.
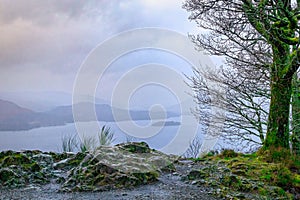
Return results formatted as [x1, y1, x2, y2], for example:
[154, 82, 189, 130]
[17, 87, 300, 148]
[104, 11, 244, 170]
[187, 65, 270, 149]
[184, 136, 203, 158]
[184, 0, 300, 152]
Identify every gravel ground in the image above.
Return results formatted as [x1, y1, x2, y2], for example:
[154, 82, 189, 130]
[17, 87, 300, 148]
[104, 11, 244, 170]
[0, 162, 221, 200]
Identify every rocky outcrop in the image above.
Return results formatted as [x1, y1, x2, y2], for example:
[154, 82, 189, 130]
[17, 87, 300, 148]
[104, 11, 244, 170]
[61, 142, 177, 191]
[1, 144, 297, 199]
[0, 142, 177, 192]
[0, 150, 50, 186]
[182, 154, 298, 200]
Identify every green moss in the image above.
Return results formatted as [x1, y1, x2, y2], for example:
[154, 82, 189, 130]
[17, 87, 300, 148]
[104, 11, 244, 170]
[23, 162, 41, 172]
[202, 151, 217, 159]
[49, 152, 70, 162]
[218, 149, 239, 159]
[1, 152, 43, 173]
[0, 150, 15, 162]
[1, 153, 31, 167]
[0, 168, 18, 182]
[275, 165, 293, 188]
[114, 175, 139, 187]
[260, 168, 272, 182]
[132, 171, 159, 184]
[95, 174, 105, 183]
[187, 170, 209, 180]
[220, 174, 240, 187]
[160, 162, 176, 172]
[258, 187, 268, 196]
[200, 150, 299, 199]
[120, 142, 151, 153]
[68, 152, 86, 167]
[29, 172, 49, 184]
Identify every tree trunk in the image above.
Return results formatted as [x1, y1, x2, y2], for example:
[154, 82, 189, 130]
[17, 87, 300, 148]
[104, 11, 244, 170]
[264, 73, 293, 150]
[292, 73, 300, 155]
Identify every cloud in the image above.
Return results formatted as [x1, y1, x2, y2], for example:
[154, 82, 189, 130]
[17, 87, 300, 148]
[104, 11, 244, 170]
[0, 0, 194, 94]
[0, 0, 100, 24]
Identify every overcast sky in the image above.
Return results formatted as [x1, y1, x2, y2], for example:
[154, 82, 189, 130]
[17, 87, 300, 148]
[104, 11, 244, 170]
[0, 0, 215, 110]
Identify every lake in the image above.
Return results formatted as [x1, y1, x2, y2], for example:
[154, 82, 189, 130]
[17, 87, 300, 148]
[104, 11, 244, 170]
[0, 116, 209, 155]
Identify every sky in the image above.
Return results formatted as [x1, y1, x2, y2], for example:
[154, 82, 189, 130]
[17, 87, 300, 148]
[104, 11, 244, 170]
[0, 1, 223, 154]
[0, 0, 211, 109]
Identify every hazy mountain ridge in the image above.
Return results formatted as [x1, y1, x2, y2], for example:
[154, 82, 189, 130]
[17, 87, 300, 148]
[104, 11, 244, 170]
[0, 99, 180, 131]
[0, 99, 34, 120]
[0, 91, 109, 112]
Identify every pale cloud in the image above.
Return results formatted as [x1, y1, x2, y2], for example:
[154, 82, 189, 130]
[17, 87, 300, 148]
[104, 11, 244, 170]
[0, 0, 195, 95]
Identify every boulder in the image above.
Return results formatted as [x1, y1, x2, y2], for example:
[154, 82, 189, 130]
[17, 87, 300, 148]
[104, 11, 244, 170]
[61, 142, 177, 192]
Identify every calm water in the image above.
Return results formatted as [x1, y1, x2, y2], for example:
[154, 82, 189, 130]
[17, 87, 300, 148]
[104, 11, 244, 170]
[0, 117, 206, 155]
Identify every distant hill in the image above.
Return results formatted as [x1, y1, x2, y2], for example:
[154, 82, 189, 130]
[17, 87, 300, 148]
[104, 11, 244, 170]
[0, 99, 39, 131]
[48, 102, 179, 122]
[0, 99, 34, 120]
[0, 99, 180, 131]
[0, 91, 109, 112]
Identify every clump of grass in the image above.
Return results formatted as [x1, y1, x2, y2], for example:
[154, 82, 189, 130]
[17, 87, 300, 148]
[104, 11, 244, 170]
[79, 134, 97, 152]
[218, 149, 239, 159]
[61, 133, 79, 152]
[98, 125, 115, 146]
[61, 125, 116, 153]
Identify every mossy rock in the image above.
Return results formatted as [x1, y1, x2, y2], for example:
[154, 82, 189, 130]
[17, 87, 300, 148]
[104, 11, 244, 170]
[32, 153, 53, 166]
[90, 162, 118, 174]
[68, 152, 86, 167]
[49, 152, 74, 162]
[160, 163, 176, 172]
[0, 150, 16, 161]
[132, 171, 159, 184]
[0, 168, 19, 183]
[61, 142, 176, 192]
[23, 162, 42, 172]
[28, 172, 49, 184]
[53, 152, 86, 170]
[1, 153, 32, 167]
[187, 170, 209, 180]
[228, 158, 259, 177]
[62, 160, 159, 192]
[259, 186, 292, 199]
[113, 174, 139, 188]
[220, 174, 240, 187]
[21, 150, 42, 157]
[117, 142, 151, 153]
